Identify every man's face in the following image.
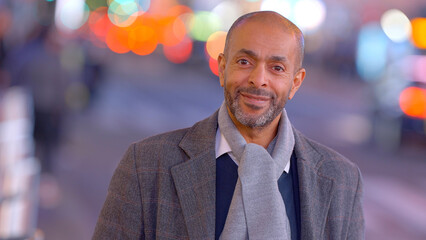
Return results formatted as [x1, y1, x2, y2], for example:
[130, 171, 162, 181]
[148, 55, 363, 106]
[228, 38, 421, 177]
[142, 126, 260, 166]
[218, 19, 305, 128]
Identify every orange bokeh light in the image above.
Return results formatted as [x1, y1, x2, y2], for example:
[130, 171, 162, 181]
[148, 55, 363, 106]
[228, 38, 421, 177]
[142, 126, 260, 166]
[206, 31, 227, 59]
[209, 57, 219, 76]
[399, 87, 426, 119]
[411, 18, 426, 49]
[157, 16, 186, 46]
[106, 25, 130, 54]
[163, 36, 192, 64]
[87, 5, 197, 58]
[166, 5, 193, 17]
[129, 25, 158, 55]
[127, 14, 159, 55]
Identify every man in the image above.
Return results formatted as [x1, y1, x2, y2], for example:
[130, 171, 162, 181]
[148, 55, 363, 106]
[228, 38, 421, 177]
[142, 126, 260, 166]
[93, 11, 364, 240]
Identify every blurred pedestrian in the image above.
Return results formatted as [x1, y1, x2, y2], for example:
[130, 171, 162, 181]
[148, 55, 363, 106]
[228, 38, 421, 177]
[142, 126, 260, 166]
[94, 11, 364, 240]
[5, 25, 68, 173]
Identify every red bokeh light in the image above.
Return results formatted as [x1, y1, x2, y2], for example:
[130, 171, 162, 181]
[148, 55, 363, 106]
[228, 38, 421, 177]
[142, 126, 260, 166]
[88, 7, 112, 41]
[163, 36, 192, 64]
[209, 57, 219, 76]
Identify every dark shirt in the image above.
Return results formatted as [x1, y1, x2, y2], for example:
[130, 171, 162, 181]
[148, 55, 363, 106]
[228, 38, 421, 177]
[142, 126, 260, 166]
[215, 152, 300, 240]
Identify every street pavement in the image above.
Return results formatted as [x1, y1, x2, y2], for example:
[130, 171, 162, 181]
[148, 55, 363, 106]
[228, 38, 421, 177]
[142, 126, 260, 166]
[37, 53, 426, 240]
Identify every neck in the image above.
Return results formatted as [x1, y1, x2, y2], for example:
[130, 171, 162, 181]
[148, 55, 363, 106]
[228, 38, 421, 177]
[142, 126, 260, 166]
[227, 108, 281, 149]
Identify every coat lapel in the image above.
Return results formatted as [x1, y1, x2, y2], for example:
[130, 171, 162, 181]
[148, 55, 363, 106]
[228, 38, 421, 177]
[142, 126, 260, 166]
[169, 113, 334, 239]
[171, 112, 218, 240]
[293, 128, 334, 240]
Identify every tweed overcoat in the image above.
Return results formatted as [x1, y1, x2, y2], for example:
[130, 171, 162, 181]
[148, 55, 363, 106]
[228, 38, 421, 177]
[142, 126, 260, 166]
[93, 110, 364, 240]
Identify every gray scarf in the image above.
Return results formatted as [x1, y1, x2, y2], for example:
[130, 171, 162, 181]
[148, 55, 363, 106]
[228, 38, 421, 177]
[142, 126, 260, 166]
[218, 102, 295, 240]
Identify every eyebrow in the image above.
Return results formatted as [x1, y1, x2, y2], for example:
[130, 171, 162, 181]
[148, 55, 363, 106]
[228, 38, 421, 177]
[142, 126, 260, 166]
[236, 48, 288, 63]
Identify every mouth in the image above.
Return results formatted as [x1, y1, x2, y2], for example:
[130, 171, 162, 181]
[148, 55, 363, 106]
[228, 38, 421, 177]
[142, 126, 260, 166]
[240, 92, 271, 107]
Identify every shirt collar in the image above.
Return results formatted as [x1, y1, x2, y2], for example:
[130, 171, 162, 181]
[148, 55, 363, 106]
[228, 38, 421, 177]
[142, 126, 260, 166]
[215, 126, 291, 173]
[215, 126, 232, 158]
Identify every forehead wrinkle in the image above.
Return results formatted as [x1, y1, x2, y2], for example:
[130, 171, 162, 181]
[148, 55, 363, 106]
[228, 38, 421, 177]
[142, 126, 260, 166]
[224, 11, 305, 68]
[235, 48, 288, 63]
[269, 55, 288, 63]
[236, 48, 257, 58]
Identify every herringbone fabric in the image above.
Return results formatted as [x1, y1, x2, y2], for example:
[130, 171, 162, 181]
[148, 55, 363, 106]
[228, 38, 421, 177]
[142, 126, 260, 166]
[93, 110, 365, 240]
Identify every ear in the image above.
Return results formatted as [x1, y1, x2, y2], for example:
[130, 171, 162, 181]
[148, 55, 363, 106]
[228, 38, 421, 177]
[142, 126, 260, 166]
[288, 68, 306, 100]
[218, 53, 226, 87]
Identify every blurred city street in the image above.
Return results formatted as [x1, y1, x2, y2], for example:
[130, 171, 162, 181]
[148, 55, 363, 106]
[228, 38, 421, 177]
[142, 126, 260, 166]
[35, 53, 426, 240]
[1, 0, 426, 240]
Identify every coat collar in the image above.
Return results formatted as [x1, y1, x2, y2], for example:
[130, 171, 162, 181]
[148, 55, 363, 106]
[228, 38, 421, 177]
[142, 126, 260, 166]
[170, 111, 334, 240]
[293, 127, 334, 239]
[170, 111, 218, 240]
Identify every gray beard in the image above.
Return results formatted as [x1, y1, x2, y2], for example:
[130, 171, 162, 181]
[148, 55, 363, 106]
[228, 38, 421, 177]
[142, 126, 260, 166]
[224, 85, 286, 128]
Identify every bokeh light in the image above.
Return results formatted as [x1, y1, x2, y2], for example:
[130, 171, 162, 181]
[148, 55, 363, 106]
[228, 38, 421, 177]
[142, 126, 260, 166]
[163, 36, 193, 64]
[108, 0, 139, 27]
[88, 7, 113, 41]
[356, 24, 389, 81]
[55, 0, 90, 32]
[411, 18, 426, 49]
[157, 16, 186, 46]
[380, 9, 411, 43]
[211, 1, 242, 31]
[167, 6, 194, 36]
[293, 0, 326, 33]
[107, 0, 150, 11]
[148, 0, 178, 15]
[189, 11, 221, 42]
[128, 21, 158, 55]
[106, 25, 131, 54]
[261, 0, 292, 19]
[166, 4, 193, 17]
[128, 26, 158, 55]
[412, 56, 426, 84]
[206, 31, 227, 60]
[0, 8, 12, 38]
[399, 87, 426, 119]
[209, 57, 219, 76]
[137, 0, 151, 11]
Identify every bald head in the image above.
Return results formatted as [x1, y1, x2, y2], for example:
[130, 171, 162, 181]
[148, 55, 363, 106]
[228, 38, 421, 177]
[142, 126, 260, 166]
[224, 11, 305, 70]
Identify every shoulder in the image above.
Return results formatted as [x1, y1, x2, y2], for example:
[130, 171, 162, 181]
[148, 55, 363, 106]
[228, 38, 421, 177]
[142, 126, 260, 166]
[293, 129, 361, 182]
[135, 127, 190, 150]
[129, 127, 191, 169]
[128, 110, 219, 168]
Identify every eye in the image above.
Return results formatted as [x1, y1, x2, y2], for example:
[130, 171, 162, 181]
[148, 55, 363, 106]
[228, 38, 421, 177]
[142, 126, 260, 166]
[237, 59, 249, 65]
[272, 65, 284, 72]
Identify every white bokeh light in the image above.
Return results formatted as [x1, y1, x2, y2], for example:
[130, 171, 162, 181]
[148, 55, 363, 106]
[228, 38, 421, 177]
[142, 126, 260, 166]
[293, 0, 326, 33]
[380, 9, 412, 43]
[55, 0, 89, 32]
[108, 0, 139, 27]
[212, 1, 243, 31]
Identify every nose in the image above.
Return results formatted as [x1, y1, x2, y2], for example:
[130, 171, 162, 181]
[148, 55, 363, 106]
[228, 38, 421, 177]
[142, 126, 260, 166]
[249, 64, 267, 88]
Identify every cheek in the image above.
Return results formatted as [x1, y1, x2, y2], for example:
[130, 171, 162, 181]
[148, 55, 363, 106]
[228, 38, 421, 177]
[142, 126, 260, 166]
[226, 71, 250, 89]
[272, 81, 293, 99]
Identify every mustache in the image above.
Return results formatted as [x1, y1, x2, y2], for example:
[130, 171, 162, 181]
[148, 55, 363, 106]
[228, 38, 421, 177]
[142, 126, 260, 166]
[237, 87, 275, 99]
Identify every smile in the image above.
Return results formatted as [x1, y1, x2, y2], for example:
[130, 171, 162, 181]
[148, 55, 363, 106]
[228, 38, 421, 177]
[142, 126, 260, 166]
[240, 92, 271, 106]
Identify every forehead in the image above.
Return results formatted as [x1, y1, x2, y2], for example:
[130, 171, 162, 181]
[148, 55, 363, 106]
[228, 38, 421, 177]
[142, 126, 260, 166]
[227, 19, 297, 59]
